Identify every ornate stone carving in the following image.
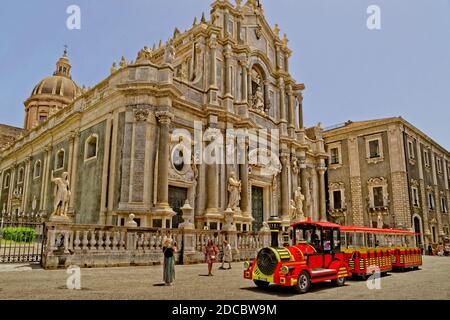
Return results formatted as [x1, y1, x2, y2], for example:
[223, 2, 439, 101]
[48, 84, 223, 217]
[291, 155, 299, 175]
[290, 187, 305, 221]
[134, 107, 150, 122]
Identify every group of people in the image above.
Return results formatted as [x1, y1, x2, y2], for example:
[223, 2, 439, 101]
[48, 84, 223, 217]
[162, 239, 233, 286]
[427, 242, 450, 257]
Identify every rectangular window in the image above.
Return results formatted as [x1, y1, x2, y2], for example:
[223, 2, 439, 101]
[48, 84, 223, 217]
[333, 190, 342, 209]
[369, 140, 380, 159]
[408, 141, 415, 159]
[437, 158, 442, 173]
[373, 187, 384, 207]
[412, 187, 419, 207]
[330, 148, 340, 165]
[424, 151, 430, 166]
[441, 198, 448, 213]
[428, 192, 435, 210]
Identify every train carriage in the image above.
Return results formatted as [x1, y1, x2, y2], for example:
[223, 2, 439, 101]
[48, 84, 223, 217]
[340, 226, 422, 278]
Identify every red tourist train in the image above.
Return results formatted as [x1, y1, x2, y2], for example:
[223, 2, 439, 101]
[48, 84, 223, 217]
[244, 217, 352, 293]
[243, 217, 423, 294]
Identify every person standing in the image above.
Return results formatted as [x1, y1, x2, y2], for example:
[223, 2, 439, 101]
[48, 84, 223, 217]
[220, 240, 233, 270]
[163, 239, 177, 286]
[204, 239, 219, 276]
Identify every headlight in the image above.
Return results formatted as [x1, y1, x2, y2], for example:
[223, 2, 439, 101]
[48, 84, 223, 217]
[280, 265, 289, 275]
[244, 261, 250, 269]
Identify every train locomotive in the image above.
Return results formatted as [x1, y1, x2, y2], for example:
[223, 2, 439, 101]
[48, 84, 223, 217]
[243, 216, 352, 294]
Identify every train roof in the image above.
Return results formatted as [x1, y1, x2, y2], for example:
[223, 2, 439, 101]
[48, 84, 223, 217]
[340, 226, 417, 235]
[291, 221, 343, 229]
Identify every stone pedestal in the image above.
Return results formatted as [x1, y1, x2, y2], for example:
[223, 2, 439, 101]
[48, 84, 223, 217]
[179, 201, 195, 230]
[222, 208, 237, 232]
[49, 215, 71, 224]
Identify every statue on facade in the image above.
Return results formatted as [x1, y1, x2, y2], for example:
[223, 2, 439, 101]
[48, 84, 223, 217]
[294, 187, 305, 217]
[252, 85, 265, 114]
[164, 39, 175, 65]
[291, 156, 299, 175]
[51, 171, 71, 217]
[227, 171, 242, 211]
[377, 213, 384, 229]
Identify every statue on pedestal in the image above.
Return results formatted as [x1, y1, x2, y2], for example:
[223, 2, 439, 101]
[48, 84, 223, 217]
[51, 171, 71, 218]
[253, 85, 265, 114]
[227, 171, 241, 211]
[164, 39, 175, 65]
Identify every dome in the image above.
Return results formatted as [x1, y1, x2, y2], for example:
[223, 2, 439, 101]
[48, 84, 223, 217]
[31, 75, 81, 100]
[24, 48, 82, 130]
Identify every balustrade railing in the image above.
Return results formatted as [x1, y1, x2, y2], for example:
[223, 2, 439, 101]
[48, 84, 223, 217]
[42, 223, 270, 269]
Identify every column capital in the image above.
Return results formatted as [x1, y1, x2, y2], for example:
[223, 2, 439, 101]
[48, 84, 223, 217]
[155, 111, 174, 125]
[24, 156, 33, 164]
[45, 145, 53, 153]
[317, 165, 327, 175]
[69, 130, 80, 142]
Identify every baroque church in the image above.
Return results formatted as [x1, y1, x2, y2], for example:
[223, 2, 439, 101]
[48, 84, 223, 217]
[0, 0, 328, 231]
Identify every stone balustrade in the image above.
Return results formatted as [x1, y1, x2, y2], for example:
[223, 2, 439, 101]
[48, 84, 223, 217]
[42, 222, 270, 269]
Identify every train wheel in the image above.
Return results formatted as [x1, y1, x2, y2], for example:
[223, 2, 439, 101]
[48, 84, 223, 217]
[294, 271, 311, 294]
[253, 280, 269, 289]
[333, 277, 346, 287]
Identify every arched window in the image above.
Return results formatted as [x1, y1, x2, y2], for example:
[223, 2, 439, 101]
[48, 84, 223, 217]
[17, 168, 24, 184]
[55, 149, 65, 170]
[85, 134, 98, 161]
[3, 173, 10, 189]
[34, 161, 41, 179]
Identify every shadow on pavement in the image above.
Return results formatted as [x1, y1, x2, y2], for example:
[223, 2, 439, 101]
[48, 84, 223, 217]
[240, 281, 349, 297]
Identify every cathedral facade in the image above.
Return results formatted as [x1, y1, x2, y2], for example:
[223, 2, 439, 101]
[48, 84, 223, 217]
[0, 0, 328, 232]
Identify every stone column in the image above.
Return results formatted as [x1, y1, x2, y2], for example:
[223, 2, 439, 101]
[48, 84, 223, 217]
[287, 85, 295, 134]
[300, 167, 308, 217]
[155, 111, 174, 209]
[247, 66, 252, 103]
[238, 140, 249, 215]
[280, 155, 290, 222]
[264, 79, 270, 113]
[430, 151, 444, 237]
[99, 116, 113, 225]
[297, 93, 304, 129]
[279, 80, 286, 122]
[240, 60, 248, 103]
[107, 113, 120, 225]
[41, 146, 52, 213]
[205, 128, 221, 215]
[0, 170, 3, 209]
[68, 131, 80, 214]
[7, 164, 16, 213]
[224, 47, 232, 97]
[21, 157, 32, 213]
[318, 166, 327, 222]
[208, 34, 219, 106]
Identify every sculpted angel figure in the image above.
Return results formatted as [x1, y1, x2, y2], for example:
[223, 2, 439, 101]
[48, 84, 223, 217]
[51, 171, 71, 217]
[294, 187, 305, 216]
[227, 171, 242, 211]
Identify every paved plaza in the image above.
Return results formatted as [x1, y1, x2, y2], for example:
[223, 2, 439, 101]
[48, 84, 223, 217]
[0, 256, 448, 300]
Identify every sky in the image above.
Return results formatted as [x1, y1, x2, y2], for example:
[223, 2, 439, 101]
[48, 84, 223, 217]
[0, 0, 449, 149]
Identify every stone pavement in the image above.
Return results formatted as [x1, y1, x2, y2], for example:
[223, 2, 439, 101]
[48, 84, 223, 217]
[0, 256, 448, 300]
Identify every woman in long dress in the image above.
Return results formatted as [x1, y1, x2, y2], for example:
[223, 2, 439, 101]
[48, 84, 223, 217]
[204, 240, 219, 276]
[163, 239, 177, 286]
[220, 240, 233, 270]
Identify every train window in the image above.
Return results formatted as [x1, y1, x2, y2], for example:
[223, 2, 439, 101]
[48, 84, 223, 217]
[333, 230, 340, 252]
